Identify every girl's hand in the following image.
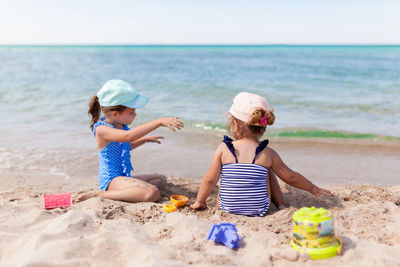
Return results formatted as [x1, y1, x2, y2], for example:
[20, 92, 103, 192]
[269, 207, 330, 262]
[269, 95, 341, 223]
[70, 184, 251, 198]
[190, 201, 207, 210]
[159, 117, 184, 132]
[311, 186, 333, 199]
[144, 136, 164, 144]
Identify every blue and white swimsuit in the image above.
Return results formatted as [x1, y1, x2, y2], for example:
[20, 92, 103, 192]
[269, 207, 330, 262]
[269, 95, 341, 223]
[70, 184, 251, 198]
[93, 118, 133, 191]
[219, 136, 270, 216]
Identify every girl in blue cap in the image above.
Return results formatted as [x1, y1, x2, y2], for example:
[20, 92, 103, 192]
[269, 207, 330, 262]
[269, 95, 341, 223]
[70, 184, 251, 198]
[75, 79, 184, 203]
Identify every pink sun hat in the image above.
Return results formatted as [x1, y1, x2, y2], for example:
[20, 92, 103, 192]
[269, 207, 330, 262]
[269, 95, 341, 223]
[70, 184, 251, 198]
[227, 92, 270, 123]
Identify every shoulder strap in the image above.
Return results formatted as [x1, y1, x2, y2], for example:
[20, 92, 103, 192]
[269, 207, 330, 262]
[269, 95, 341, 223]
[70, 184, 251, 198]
[222, 135, 238, 163]
[252, 139, 269, 164]
[93, 118, 115, 137]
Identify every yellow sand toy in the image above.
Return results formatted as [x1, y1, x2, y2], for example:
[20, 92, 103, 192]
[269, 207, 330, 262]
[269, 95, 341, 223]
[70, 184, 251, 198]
[162, 195, 188, 213]
[162, 204, 177, 213]
[290, 207, 342, 260]
[170, 195, 188, 207]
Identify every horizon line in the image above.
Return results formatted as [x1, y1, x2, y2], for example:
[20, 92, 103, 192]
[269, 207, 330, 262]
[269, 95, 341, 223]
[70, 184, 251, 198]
[1, 43, 400, 46]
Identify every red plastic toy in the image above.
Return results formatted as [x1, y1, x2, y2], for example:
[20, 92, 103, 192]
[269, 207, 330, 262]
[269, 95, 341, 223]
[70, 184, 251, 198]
[43, 193, 72, 209]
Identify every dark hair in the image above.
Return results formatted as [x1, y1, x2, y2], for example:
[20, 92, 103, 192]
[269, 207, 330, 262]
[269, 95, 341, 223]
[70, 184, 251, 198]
[88, 95, 127, 130]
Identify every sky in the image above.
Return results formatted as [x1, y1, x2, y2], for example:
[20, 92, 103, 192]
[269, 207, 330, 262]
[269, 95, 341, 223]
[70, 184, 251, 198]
[0, 0, 399, 45]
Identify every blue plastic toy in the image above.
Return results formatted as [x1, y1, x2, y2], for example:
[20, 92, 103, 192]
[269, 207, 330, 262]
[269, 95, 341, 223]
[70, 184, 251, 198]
[206, 222, 242, 249]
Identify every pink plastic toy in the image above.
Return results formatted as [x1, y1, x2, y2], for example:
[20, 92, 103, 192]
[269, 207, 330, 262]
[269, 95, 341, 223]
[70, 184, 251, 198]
[43, 193, 72, 209]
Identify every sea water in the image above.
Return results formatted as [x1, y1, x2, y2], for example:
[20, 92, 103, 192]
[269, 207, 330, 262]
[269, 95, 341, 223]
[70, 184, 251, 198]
[1, 45, 399, 179]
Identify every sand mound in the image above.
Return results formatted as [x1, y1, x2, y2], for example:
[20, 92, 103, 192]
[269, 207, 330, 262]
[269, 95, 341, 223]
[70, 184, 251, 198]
[1, 177, 400, 266]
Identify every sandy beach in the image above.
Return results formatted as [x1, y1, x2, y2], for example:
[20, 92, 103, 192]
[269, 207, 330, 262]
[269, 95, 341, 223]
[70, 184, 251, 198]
[1, 14, 400, 266]
[1, 133, 400, 266]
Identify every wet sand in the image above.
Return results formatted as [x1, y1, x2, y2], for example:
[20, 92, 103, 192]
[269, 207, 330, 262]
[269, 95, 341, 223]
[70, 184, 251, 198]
[132, 130, 400, 185]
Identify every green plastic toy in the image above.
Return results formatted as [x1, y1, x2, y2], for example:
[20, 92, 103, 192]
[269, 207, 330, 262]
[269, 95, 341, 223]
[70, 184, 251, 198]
[290, 207, 342, 260]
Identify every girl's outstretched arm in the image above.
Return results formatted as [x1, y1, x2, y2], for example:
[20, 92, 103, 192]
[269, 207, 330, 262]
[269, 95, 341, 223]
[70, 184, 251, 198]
[130, 136, 164, 150]
[191, 144, 223, 209]
[97, 117, 184, 143]
[269, 148, 332, 199]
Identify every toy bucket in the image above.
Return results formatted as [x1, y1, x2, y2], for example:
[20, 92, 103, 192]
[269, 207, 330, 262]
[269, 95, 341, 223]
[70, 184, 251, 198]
[290, 207, 342, 260]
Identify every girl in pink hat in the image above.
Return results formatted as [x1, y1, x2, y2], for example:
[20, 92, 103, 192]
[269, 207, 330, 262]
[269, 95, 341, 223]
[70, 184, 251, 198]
[191, 92, 332, 216]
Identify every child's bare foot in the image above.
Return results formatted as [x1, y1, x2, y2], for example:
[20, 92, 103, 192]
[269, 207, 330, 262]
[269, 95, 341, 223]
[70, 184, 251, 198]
[74, 191, 98, 204]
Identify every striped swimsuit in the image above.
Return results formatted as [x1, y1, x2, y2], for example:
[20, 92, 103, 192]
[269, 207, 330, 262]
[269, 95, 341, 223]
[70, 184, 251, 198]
[219, 136, 270, 217]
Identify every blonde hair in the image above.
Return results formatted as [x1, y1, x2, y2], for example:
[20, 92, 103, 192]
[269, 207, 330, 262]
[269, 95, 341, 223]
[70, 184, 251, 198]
[227, 107, 275, 138]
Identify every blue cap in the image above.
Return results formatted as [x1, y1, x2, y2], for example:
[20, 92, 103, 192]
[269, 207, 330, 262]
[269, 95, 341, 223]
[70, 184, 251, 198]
[97, 79, 149, 109]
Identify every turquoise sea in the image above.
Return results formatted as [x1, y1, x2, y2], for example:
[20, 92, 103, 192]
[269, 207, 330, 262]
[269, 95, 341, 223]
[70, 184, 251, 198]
[0, 45, 399, 180]
[1, 45, 399, 141]
[0, 45, 400, 137]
